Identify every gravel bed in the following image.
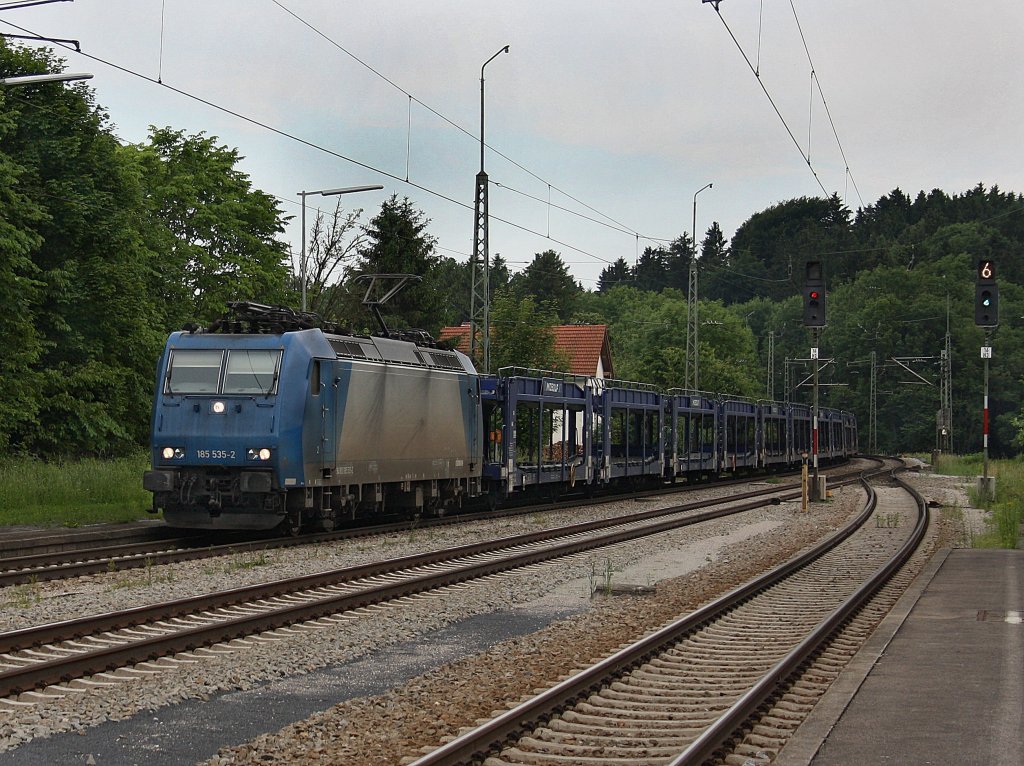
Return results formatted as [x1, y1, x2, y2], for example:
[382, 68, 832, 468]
[902, 469, 989, 543]
[201, 473, 966, 766]
[0, 467, 894, 759]
[195, 489, 867, 766]
[203, 474, 965, 766]
[0, 480, 801, 754]
[0, 481, 785, 634]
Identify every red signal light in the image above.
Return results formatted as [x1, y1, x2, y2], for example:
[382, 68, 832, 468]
[809, 290, 820, 300]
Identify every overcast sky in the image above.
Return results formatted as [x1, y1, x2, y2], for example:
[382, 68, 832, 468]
[4, 0, 1022, 290]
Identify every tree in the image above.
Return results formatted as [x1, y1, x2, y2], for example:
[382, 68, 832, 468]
[424, 256, 470, 332]
[697, 223, 730, 302]
[303, 200, 367, 322]
[598, 256, 632, 292]
[581, 286, 760, 394]
[0, 91, 45, 451]
[489, 290, 569, 372]
[662, 233, 694, 293]
[489, 252, 510, 297]
[1, 43, 166, 456]
[508, 249, 581, 322]
[633, 246, 667, 292]
[136, 127, 291, 327]
[350, 194, 444, 332]
[729, 195, 854, 302]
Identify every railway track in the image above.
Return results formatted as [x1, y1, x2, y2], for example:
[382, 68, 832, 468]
[0, 461, 888, 702]
[0, 461, 876, 588]
[407, 466, 926, 766]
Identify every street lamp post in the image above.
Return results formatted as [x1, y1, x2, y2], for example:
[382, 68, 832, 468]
[298, 184, 384, 312]
[469, 44, 509, 374]
[685, 182, 713, 392]
[0, 72, 93, 86]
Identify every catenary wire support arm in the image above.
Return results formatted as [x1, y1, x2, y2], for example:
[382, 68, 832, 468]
[890, 356, 936, 386]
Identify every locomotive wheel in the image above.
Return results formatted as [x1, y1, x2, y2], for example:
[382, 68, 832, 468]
[278, 509, 302, 537]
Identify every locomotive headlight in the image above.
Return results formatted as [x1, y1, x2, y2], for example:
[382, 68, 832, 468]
[212, 401, 226, 414]
[161, 447, 185, 460]
[247, 448, 272, 461]
[162, 447, 174, 460]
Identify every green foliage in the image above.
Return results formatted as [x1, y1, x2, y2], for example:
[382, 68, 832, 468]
[346, 194, 444, 332]
[508, 249, 583, 322]
[136, 126, 291, 326]
[598, 234, 694, 296]
[727, 194, 854, 303]
[598, 256, 631, 292]
[489, 291, 569, 372]
[934, 455, 1023, 548]
[582, 286, 760, 394]
[0, 43, 291, 459]
[932, 452, 984, 477]
[2, 43, 167, 456]
[0, 90, 45, 452]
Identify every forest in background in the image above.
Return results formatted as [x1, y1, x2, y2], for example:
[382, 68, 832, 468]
[2, 42, 1022, 460]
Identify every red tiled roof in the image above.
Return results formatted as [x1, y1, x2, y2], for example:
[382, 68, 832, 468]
[552, 325, 613, 377]
[437, 324, 471, 353]
[437, 323, 613, 378]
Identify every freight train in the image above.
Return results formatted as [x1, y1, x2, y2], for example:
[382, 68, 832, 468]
[143, 301, 857, 532]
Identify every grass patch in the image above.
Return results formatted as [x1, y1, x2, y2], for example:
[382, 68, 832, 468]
[932, 454, 1023, 548]
[932, 453, 985, 477]
[0, 451, 154, 528]
[1, 579, 42, 608]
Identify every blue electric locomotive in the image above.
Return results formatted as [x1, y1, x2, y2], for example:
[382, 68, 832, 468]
[144, 303, 481, 531]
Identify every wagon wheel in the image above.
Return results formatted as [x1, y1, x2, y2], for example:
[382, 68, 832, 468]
[486, 488, 500, 512]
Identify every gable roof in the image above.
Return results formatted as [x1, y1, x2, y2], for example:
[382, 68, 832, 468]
[552, 324, 613, 378]
[437, 323, 613, 378]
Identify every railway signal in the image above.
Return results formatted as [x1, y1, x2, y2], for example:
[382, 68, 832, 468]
[803, 261, 826, 327]
[974, 259, 998, 327]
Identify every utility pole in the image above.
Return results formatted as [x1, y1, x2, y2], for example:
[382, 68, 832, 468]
[870, 350, 878, 454]
[685, 182, 712, 391]
[766, 330, 775, 400]
[937, 299, 953, 455]
[847, 351, 879, 454]
[784, 356, 791, 406]
[811, 329, 820, 492]
[469, 45, 509, 374]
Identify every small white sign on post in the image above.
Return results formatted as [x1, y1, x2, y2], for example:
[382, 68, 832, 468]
[810, 347, 819, 360]
[981, 346, 993, 359]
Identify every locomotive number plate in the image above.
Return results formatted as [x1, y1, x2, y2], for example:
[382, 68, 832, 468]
[196, 449, 237, 460]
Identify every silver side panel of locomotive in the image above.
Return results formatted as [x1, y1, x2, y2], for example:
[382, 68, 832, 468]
[304, 335, 481, 490]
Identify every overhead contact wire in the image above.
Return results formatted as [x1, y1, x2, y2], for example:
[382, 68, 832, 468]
[706, 4, 829, 197]
[0, 17, 620, 267]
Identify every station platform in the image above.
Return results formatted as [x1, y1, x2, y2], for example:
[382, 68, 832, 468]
[777, 548, 1023, 766]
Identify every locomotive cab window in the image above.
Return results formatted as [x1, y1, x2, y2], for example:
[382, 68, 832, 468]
[165, 350, 223, 394]
[224, 350, 282, 395]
